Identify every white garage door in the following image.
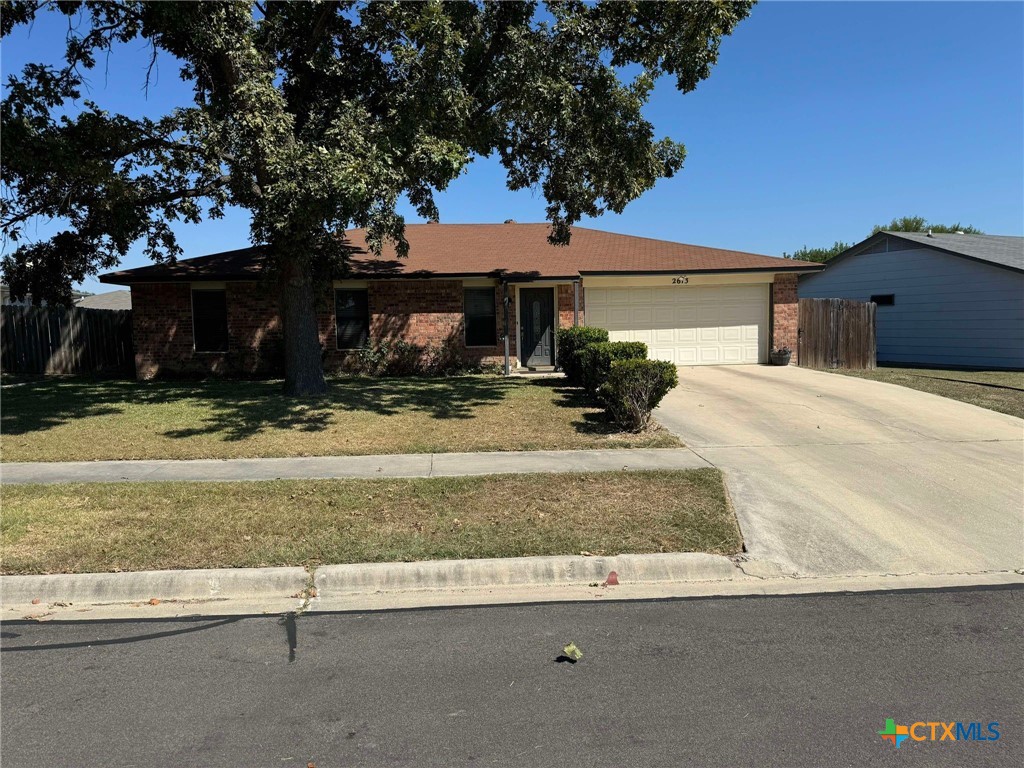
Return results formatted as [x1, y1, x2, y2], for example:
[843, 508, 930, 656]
[585, 284, 768, 365]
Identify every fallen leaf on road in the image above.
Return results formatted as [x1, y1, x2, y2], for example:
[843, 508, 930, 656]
[603, 571, 619, 587]
[562, 642, 583, 662]
[30, 598, 41, 605]
[148, 598, 161, 606]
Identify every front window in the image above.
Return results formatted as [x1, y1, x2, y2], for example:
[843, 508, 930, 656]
[464, 287, 497, 347]
[191, 288, 228, 352]
[336, 289, 369, 349]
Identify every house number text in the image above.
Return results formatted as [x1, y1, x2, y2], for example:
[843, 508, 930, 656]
[672, 276, 689, 285]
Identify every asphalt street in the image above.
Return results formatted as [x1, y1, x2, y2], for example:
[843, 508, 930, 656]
[2, 586, 1020, 767]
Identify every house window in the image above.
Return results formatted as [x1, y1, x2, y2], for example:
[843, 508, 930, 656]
[191, 288, 229, 352]
[336, 289, 369, 349]
[871, 294, 895, 306]
[464, 287, 497, 347]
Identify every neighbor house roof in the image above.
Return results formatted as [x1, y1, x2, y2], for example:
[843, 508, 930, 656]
[75, 290, 132, 310]
[826, 231, 1024, 274]
[100, 223, 822, 285]
[880, 231, 1024, 272]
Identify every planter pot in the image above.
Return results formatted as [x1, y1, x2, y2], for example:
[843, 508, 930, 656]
[770, 351, 792, 366]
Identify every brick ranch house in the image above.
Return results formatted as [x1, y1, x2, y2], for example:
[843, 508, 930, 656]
[100, 222, 823, 379]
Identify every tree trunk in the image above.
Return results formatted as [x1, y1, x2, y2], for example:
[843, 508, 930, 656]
[280, 259, 327, 396]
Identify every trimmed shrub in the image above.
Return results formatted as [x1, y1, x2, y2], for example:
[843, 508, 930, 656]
[600, 359, 679, 432]
[422, 337, 471, 377]
[555, 326, 608, 385]
[355, 339, 424, 376]
[578, 341, 648, 395]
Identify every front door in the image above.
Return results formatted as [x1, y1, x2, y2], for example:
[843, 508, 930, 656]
[520, 288, 554, 367]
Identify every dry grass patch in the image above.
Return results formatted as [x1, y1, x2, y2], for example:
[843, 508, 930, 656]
[833, 367, 1024, 420]
[0, 469, 739, 574]
[1, 375, 679, 462]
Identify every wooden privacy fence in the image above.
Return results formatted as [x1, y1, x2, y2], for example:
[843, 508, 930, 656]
[798, 298, 876, 370]
[1, 305, 134, 375]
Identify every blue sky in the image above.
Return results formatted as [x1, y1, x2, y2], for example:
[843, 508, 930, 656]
[3, 1, 1022, 295]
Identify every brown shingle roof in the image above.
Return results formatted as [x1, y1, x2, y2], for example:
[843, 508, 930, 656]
[100, 223, 822, 284]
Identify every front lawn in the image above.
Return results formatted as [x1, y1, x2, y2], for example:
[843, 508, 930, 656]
[833, 366, 1024, 420]
[0, 375, 679, 462]
[0, 469, 738, 574]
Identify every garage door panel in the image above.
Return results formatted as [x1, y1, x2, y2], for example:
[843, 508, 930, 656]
[700, 327, 719, 342]
[632, 307, 653, 326]
[676, 307, 698, 325]
[586, 283, 767, 366]
[653, 307, 675, 326]
[678, 348, 699, 364]
[721, 326, 742, 342]
[629, 288, 653, 304]
[651, 346, 676, 362]
[700, 347, 721, 363]
[609, 307, 630, 325]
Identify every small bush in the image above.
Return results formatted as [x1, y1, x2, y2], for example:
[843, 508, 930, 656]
[354, 339, 423, 376]
[422, 337, 471, 377]
[556, 326, 608, 385]
[600, 359, 679, 432]
[578, 341, 648, 395]
[353, 338, 473, 377]
[354, 341, 390, 376]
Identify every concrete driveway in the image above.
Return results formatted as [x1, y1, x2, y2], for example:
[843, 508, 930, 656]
[655, 365, 1024, 578]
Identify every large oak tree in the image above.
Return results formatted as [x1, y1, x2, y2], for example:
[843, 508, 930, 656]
[2, 0, 754, 394]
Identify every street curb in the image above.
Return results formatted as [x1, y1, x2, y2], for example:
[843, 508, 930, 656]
[0, 554, 737, 613]
[1, 566, 309, 606]
[313, 552, 738, 595]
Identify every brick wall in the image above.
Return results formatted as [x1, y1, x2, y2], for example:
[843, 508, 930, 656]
[131, 281, 283, 379]
[325, 280, 511, 369]
[771, 273, 799, 363]
[556, 283, 584, 329]
[131, 283, 194, 379]
[131, 279, 581, 378]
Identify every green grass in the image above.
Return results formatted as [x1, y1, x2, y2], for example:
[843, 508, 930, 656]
[0, 375, 679, 462]
[0, 470, 739, 574]
[832, 366, 1024, 420]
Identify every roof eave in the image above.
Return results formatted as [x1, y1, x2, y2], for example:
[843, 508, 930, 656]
[579, 265, 824, 276]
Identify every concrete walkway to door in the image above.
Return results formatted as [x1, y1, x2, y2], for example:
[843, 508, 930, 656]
[654, 365, 1024, 579]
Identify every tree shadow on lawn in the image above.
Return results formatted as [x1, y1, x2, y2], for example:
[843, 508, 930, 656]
[527, 378, 624, 437]
[2, 374, 522, 443]
[163, 375, 521, 441]
[1, 376, 142, 435]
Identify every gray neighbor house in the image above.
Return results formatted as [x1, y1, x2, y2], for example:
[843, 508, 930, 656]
[799, 231, 1024, 369]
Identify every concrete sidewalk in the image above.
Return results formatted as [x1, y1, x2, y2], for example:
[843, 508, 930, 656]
[0, 447, 710, 485]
